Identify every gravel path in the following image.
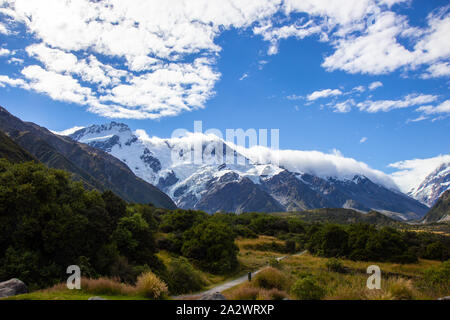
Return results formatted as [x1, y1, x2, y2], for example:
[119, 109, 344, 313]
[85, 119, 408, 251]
[173, 250, 307, 300]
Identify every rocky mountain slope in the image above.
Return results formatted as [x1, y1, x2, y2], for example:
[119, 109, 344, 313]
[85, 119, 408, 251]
[0, 107, 176, 209]
[408, 162, 450, 207]
[69, 122, 428, 220]
[422, 189, 450, 223]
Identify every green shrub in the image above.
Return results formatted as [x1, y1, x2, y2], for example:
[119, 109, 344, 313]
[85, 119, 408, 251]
[285, 240, 296, 253]
[242, 241, 287, 253]
[423, 242, 447, 261]
[268, 258, 281, 269]
[156, 233, 183, 254]
[160, 209, 207, 233]
[182, 221, 238, 274]
[235, 225, 257, 238]
[422, 260, 450, 291]
[166, 258, 206, 295]
[290, 276, 326, 300]
[325, 258, 345, 273]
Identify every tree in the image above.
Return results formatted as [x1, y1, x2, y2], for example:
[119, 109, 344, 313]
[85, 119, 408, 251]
[424, 241, 447, 261]
[318, 225, 349, 258]
[112, 213, 158, 265]
[160, 209, 207, 233]
[102, 190, 127, 232]
[182, 221, 238, 274]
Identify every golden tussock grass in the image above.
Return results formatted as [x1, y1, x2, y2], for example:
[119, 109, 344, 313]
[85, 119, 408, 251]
[224, 282, 289, 300]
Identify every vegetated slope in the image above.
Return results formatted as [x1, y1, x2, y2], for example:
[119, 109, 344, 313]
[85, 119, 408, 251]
[273, 208, 400, 226]
[422, 189, 450, 223]
[0, 130, 35, 163]
[0, 106, 175, 209]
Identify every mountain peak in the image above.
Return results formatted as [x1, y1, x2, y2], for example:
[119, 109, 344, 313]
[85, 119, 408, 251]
[77, 122, 131, 135]
[70, 122, 132, 141]
[409, 162, 450, 207]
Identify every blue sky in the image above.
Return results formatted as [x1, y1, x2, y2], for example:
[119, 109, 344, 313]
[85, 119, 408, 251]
[0, 0, 449, 190]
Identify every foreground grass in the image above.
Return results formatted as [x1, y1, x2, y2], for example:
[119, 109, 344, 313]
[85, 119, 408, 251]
[4, 236, 447, 300]
[157, 250, 228, 289]
[237, 236, 290, 271]
[224, 252, 448, 300]
[4, 290, 147, 300]
[3, 283, 148, 300]
[3, 276, 167, 300]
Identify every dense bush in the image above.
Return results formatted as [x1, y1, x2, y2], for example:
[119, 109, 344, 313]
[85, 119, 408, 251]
[248, 215, 289, 236]
[421, 260, 450, 292]
[156, 233, 183, 254]
[112, 213, 157, 265]
[0, 160, 161, 289]
[160, 209, 207, 233]
[290, 276, 326, 300]
[423, 242, 448, 261]
[325, 258, 345, 273]
[285, 240, 296, 253]
[242, 241, 288, 253]
[166, 257, 206, 295]
[182, 221, 238, 274]
[306, 223, 424, 263]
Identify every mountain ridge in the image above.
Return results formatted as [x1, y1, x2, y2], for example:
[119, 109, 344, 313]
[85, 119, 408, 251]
[408, 162, 450, 207]
[422, 189, 450, 223]
[68, 121, 428, 220]
[0, 107, 176, 209]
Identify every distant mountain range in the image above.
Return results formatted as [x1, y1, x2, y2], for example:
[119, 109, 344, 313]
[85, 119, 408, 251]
[0, 107, 176, 209]
[68, 121, 429, 220]
[408, 162, 450, 207]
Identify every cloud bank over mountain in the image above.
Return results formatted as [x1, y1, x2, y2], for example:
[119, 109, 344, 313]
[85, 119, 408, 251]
[389, 154, 450, 193]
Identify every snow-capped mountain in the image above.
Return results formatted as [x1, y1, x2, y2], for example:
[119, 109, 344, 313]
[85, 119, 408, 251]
[68, 122, 429, 220]
[408, 162, 450, 207]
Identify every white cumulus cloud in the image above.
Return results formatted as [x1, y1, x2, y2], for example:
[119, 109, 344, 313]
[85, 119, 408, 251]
[416, 99, 450, 115]
[357, 93, 438, 113]
[234, 144, 397, 189]
[307, 88, 342, 101]
[369, 81, 383, 90]
[0, 47, 10, 56]
[0, 0, 448, 119]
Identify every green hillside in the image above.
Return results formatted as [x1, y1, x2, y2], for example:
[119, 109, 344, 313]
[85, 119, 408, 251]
[423, 190, 450, 223]
[0, 130, 35, 163]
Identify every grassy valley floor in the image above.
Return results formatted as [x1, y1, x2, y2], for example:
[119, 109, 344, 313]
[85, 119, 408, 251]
[5, 235, 448, 300]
